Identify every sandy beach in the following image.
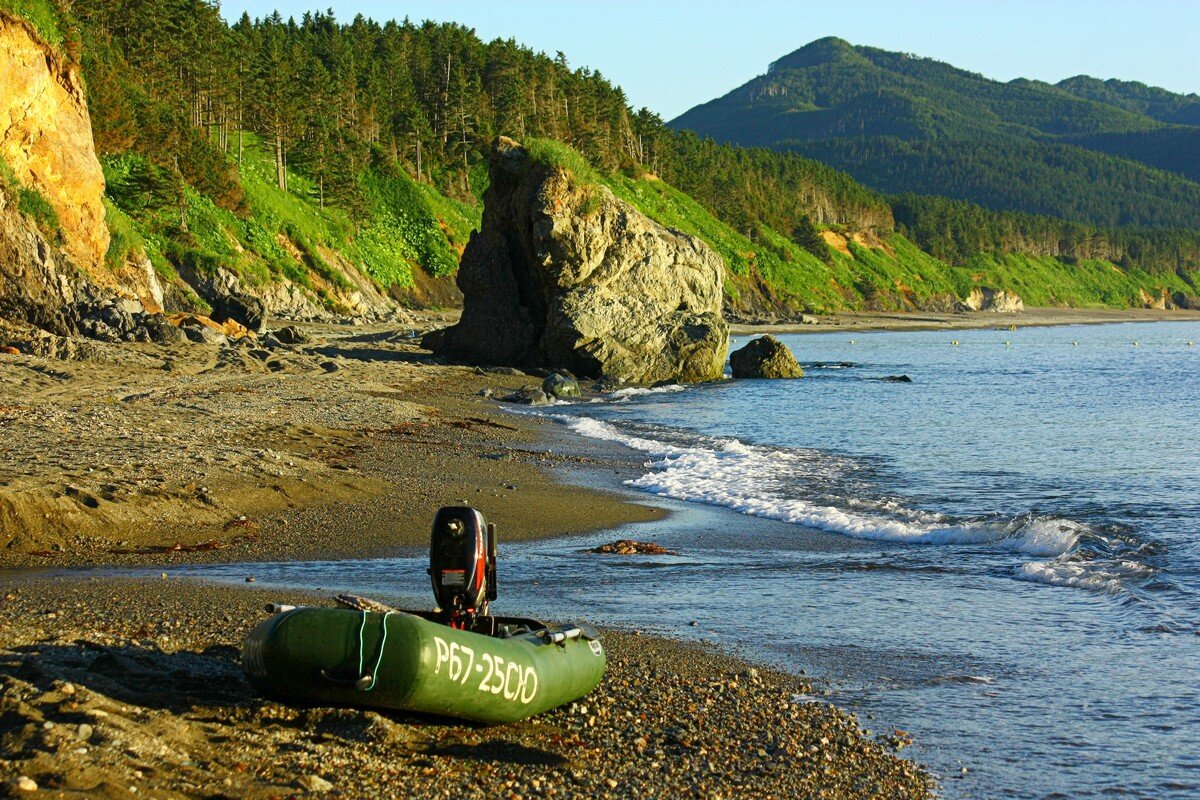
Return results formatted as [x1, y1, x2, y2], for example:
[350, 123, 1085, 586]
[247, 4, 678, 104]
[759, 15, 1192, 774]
[0, 316, 663, 568]
[0, 317, 933, 798]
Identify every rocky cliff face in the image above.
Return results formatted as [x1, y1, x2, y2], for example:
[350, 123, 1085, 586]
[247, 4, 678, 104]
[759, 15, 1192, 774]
[0, 13, 401, 339]
[958, 287, 1024, 313]
[0, 183, 78, 333]
[0, 13, 108, 278]
[436, 137, 728, 383]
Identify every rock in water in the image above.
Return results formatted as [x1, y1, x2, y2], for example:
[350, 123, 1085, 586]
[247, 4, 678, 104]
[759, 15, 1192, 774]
[436, 137, 728, 383]
[587, 539, 679, 556]
[729, 335, 804, 378]
[501, 386, 552, 406]
[542, 372, 580, 399]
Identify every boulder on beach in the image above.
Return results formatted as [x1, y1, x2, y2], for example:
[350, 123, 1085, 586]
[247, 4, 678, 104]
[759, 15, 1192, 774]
[542, 372, 580, 399]
[1171, 291, 1199, 310]
[501, 386, 552, 406]
[434, 137, 728, 384]
[167, 313, 252, 340]
[208, 287, 266, 332]
[729, 335, 804, 379]
[273, 325, 310, 345]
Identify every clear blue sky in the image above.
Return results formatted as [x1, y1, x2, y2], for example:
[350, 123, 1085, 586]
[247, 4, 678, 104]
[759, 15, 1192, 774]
[220, 0, 1200, 120]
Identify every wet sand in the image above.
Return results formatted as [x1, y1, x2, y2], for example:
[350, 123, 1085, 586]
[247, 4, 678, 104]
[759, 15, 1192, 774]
[0, 317, 661, 568]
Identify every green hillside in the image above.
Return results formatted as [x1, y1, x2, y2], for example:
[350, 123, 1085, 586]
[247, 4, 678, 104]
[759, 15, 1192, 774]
[0, 0, 65, 46]
[100, 136, 478, 312]
[528, 140, 1198, 313]
[795, 136, 1200, 228]
[60, 1, 921, 316]
[13, 2, 1195, 320]
[670, 37, 1200, 229]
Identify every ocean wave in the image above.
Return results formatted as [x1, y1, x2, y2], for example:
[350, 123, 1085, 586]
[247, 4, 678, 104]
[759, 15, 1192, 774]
[550, 412, 1169, 596]
[931, 674, 996, 685]
[557, 414, 1084, 557]
[1014, 558, 1156, 593]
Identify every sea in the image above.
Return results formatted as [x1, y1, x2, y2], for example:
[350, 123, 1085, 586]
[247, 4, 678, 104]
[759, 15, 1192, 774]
[162, 320, 1200, 799]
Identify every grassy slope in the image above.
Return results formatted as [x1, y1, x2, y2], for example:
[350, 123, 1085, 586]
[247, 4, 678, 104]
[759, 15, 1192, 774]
[102, 136, 479, 309]
[524, 139, 1195, 311]
[4, 5, 1193, 315]
[0, 0, 64, 47]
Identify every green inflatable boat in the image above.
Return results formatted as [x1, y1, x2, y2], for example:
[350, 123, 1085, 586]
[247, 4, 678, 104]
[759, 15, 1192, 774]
[241, 506, 606, 723]
[242, 606, 605, 723]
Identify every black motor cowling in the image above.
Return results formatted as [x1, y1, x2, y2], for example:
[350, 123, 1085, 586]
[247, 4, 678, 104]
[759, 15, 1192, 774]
[429, 506, 497, 618]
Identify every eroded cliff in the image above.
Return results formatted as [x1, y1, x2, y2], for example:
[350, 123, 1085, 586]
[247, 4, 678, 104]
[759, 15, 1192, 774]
[0, 12, 108, 278]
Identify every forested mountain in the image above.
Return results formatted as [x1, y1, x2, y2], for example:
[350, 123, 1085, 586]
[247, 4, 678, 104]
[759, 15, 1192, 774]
[891, 194, 1200, 272]
[670, 37, 1200, 229]
[2, 0, 1196, 318]
[1052, 75, 1200, 125]
[71, 0, 893, 235]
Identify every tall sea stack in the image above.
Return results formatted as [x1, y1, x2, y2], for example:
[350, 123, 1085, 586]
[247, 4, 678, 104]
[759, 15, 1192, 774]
[435, 137, 728, 384]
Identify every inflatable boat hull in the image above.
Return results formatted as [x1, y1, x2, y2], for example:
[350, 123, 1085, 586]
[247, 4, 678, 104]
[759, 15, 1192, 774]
[242, 607, 605, 723]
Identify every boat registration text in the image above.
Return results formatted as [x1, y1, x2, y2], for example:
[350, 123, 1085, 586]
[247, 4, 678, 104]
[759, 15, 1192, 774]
[432, 636, 538, 704]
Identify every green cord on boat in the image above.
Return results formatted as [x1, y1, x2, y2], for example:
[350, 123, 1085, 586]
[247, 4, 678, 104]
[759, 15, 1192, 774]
[356, 610, 394, 692]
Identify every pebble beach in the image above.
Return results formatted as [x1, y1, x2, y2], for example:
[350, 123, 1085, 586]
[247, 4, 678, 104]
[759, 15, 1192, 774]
[0, 579, 931, 799]
[0, 319, 934, 798]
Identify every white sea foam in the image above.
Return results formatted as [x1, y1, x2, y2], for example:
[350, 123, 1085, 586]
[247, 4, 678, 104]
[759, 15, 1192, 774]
[790, 693, 825, 704]
[1014, 561, 1124, 593]
[607, 384, 687, 401]
[934, 674, 996, 685]
[557, 414, 1084, 557]
[1015, 557, 1154, 593]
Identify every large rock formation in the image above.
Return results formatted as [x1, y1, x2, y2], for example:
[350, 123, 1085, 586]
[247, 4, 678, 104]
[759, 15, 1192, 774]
[0, 13, 108, 277]
[729, 335, 804, 379]
[435, 137, 728, 383]
[0, 12, 117, 337]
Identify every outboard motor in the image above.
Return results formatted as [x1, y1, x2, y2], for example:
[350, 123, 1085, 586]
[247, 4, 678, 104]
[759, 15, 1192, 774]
[429, 506, 497, 628]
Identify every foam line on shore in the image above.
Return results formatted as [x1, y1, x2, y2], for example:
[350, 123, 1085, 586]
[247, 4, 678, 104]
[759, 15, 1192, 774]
[553, 414, 1084, 557]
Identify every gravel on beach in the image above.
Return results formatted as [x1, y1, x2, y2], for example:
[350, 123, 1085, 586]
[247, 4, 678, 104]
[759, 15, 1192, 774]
[0, 578, 933, 799]
[0, 318, 933, 798]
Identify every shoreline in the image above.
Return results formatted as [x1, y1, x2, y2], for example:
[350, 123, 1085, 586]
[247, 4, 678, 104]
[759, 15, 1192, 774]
[0, 319, 942, 797]
[730, 306, 1200, 335]
[0, 576, 932, 798]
